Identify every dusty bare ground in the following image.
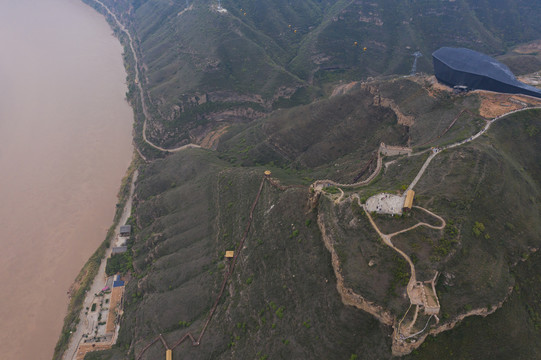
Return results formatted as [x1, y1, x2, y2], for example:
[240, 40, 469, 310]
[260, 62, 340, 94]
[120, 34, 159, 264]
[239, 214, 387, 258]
[379, 143, 412, 156]
[105, 286, 124, 334]
[361, 82, 415, 126]
[477, 92, 541, 118]
[76, 343, 112, 360]
[512, 40, 541, 54]
[198, 125, 230, 149]
[518, 74, 541, 86]
[177, 4, 193, 16]
[330, 81, 360, 97]
[413, 75, 453, 98]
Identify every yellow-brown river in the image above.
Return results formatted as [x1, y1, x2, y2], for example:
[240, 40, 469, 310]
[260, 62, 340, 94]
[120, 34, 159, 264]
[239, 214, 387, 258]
[0, 0, 133, 358]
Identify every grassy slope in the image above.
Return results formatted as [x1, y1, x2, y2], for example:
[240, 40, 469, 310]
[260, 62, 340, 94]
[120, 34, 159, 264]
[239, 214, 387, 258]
[406, 248, 541, 360]
[66, 1, 541, 358]
[86, 149, 393, 360]
[96, 0, 541, 149]
[84, 81, 541, 360]
[401, 109, 541, 360]
[218, 85, 408, 175]
[218, 81, 541, 344]
[317, 124, 541, 324]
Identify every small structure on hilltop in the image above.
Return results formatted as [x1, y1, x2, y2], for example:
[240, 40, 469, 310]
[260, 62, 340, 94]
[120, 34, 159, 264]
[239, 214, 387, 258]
[166, 349, 173, 360]
[119, 225, 131, 237]
[225, 251, 235, 258]
[403, 190, 415, 211]
[264, 170, 271, 177]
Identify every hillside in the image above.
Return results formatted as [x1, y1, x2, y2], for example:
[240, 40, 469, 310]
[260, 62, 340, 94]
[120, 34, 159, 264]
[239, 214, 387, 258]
[71, 76, 541, 359]
[55, 1, 541, 359]
[85, 0, 541, 150]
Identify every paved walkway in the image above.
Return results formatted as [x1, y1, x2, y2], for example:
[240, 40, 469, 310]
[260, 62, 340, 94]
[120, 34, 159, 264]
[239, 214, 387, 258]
[406, 106, 541, 191]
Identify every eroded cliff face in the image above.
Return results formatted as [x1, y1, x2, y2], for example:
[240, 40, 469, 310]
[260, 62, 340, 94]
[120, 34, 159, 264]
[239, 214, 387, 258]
[143, 86, 301, 149]
[313, 189, 519, 356]
[317, 211, 395, 326]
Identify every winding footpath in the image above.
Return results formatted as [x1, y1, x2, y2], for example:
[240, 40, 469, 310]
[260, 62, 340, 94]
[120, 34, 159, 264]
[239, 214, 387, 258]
[314, 104, 541, 194]
[314, 104, 541, 352]
[361, 201, 445, 308]
[63, 8, 541, 352]
[312, 149, 382, 190]
[406, 105, 541, 192]
[92, 0, 200, 155]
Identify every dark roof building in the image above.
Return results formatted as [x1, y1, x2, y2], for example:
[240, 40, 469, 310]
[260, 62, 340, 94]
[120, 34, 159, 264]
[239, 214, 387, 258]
[112, 246, 128, 254]
[119, 225, 131, 236]
[432, 47, 541, 99]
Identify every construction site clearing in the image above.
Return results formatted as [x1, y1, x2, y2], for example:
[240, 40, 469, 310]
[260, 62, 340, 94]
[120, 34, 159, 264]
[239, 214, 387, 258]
[366, 193, 405, 215]
[74, 275, 125, 360]
[365, 189, 415, 215]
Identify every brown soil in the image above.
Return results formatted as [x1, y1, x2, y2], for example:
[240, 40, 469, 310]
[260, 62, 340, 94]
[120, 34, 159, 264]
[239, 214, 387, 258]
[414, 75, 453, 98]
[105, 286, 124, 334]
[478, 92, 541, 118]
[512, 40, 541, 54]
[518, 74, 541, 86]
[361, 82, 415, 125]
[198, 125, 230, 149]
[76, 343, 113, 360]
[330, 81, 360, 97]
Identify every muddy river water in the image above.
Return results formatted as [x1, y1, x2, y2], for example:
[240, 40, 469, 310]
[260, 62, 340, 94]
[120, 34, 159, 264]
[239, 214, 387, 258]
[0, 0, 133, 358]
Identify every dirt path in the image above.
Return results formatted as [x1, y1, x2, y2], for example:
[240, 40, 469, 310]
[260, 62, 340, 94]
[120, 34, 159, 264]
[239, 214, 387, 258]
[362, 200, 447, 308]
[312, 148, 382, 190]
[318, 105, 541, 353]
[405, 105, 541, 191]
[63, 170, 138, 360]
[387, 206, 446, 237]
[406, 151, 438, 192]
[90, 0, 201, 155]
[362, 204, 419, 305]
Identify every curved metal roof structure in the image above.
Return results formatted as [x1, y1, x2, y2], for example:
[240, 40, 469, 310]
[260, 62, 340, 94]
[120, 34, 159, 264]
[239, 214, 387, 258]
[432, 47, 541, 98]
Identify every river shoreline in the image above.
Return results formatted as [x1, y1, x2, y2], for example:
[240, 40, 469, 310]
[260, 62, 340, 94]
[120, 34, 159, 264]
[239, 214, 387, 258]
[0, 1, 134, 358]
[54, 157, 140, 359]
[50, 1, 144, 357]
